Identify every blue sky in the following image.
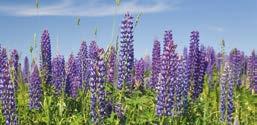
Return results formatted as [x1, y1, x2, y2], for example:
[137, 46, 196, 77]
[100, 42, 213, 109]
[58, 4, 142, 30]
[0, 0, 257, 61]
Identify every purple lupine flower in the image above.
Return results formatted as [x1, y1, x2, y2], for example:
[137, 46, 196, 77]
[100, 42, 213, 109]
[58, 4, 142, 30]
[75, 55, 82, 89]
[96, 49, 106, 119]
[156, 42, 170, 116]
[0, 48, 18, 124]
[227, 64, 234, 124]
[23, 56, 30, 83]
[29, 64, 42, 110]
[239, 52, 246, 73]
[219, 62, 234, 124]
[175, 56, 186, 115]
[40, 29, 52, 84]
[118, 13, 134, 89]
[182, 47, 190, 112]
[220, 63, 229, 121]
[188, 31, 201, 99]
[66, 54, 81, 98]
[150, 40, 161, 89]
[248, 50, 256, 92]
[242, 52, 248, 75]
[89, 41, 99, 123]
[10, 49, 19, 90]
[252, 57, 257, 93]
[107, 46, 116, 83]
[10, 49, 19, 72]
[164, 30, 173, 46]
[65, 54, 73, 95]
[206, 47, 216, 89]
[52, 55, 65, 95]
[156, 30, 177, 116]
[135, 58, 145, 86]
[165, 31, 177, 116]
[114, 103, 125, 119]
[78, 41, 88, 91]
[241, 54, 248, 87]
[229, 48, 242, 88]
[194, 45, 207, 98]
[126, 14, 135, 88]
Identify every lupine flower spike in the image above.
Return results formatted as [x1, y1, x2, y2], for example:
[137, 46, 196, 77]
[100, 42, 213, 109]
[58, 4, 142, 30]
[29, 64, 42, 110]
[0, 48, 18, 124]
[40, 29, 52, 85]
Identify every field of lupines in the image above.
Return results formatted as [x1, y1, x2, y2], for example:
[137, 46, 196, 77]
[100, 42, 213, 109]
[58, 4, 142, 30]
[0, 13, 257, 125]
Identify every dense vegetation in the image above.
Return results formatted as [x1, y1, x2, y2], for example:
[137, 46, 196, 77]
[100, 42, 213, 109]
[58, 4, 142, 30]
[0, 12, 257, 125]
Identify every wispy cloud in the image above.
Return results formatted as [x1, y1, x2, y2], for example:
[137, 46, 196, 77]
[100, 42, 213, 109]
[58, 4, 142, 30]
[0, 0, 178, 17]
[208, 25, 224, 32]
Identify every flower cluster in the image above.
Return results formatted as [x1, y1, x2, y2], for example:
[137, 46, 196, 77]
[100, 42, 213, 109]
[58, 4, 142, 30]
[118, 13, 134, 89]
[150, 40, 161, 89]
[188, 31, 201, 99]
[66, 54, 81, 98]
[52, 55, 66, 95]
[229, 48, 242, 87]
[107, 46, 116, 84]
[78, 41, 88, 91]
[40, 29, 52, 84]
[97, 49, 106, 119]
[10, 49, 19, 90]
[135, 58, 145, 87]
[89, 41, 107, 123]
[175, 56, 186, 115]
[29, 64, 42, 110]
[156, 30, 177, 116]
[219, 62, 234, 124]
[220, 63, 229, 121]
[248, 50, 257, 92]
[0, 48, 18, 124]
[195, 45, 207, 97]
[206, 47, 216, 89]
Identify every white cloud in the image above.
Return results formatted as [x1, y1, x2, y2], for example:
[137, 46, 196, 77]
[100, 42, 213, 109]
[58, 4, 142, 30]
[0, 0, 177, 17]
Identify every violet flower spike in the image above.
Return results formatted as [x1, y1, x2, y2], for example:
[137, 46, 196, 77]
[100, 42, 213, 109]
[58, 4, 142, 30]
[78, 41, 88, 91]
[150, 40, 161, 89]
[10, 49, 19, 90]
[29, 64, 42, 110]
[89, 41, 99, 123]
[52, 55, 66, 95]
[97, 49, 106, 119]
[118, 13, 134, 89]
[188, 31, 201, 100]
[107, 46, 116, 84]
[40, 29, 52, 84]
[135, 58, 145, 87]
[220, 63, 229, 121]
[0, 48, 18, 124]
